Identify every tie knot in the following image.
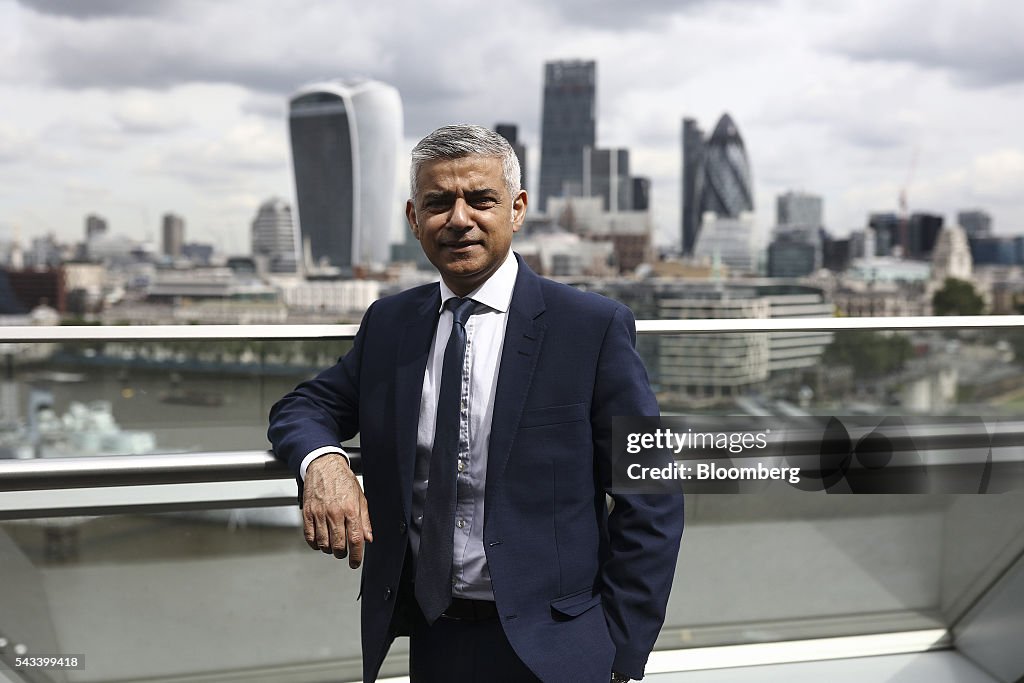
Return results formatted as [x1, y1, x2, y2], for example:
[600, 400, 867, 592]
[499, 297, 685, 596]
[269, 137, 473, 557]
[448, 297, 476, 327]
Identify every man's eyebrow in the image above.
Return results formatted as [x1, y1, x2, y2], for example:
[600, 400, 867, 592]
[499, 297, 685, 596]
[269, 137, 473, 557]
[421, 189, 501, 201]
[464, 188, 501, 199]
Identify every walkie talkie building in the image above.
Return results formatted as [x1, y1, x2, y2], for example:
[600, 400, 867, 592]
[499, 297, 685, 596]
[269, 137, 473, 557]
[289, 79, 402, 273]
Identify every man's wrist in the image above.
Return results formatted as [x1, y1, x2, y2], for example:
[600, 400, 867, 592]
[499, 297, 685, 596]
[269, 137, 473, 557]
[312, 452, 350, 471]
[299, 446, 350, 480]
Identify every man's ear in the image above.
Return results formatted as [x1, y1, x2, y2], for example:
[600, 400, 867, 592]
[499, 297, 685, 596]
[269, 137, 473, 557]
[406, 199, 420, 239]
[511, 190, 528, 232]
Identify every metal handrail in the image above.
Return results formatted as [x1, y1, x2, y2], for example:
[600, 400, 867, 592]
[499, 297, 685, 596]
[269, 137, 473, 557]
[633, 315, 1024, 334]
[0, 450, 361, 520]
[0, 324, 361, 342]
[0, 450, 361, 491]
[1, 315, 1023, 342]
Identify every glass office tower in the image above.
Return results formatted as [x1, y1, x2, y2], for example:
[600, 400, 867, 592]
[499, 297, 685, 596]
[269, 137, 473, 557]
[538, 60, 596, 213]
[288, 79, 402, 273]
[683, 113, 753, 258]
[583, 147, 630, 212]
[700, 113, 754, 220]
[681, 117, 705, 255]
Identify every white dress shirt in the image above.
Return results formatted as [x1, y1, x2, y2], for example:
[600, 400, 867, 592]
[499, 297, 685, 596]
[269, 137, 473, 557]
[410, 250, 517, 600]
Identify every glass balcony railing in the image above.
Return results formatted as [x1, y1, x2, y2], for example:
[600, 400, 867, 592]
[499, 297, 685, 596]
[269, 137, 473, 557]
[1, 317, 1023, 682]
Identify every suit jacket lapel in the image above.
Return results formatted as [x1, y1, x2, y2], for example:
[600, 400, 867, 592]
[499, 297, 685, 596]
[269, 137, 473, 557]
[486, 256, 546, 511]
[394, 288, 441, 520]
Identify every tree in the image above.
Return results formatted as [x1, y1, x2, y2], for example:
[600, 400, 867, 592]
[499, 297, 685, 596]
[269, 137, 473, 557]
[823, 330, 913, 378]
[932, 277, 984, 316]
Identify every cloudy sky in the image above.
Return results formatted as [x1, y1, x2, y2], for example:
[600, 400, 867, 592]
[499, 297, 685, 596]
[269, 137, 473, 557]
[1, 0, 1022, 254]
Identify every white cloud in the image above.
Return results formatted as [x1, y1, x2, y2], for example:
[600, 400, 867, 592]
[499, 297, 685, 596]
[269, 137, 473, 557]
[62, 178, 112, 202]
[969, 149, 1024, 200]
[112, 93, 190, 134]
[144, 120, 288, 188]
[830, 0, 1024, 87]
[0, 122, 33, 162]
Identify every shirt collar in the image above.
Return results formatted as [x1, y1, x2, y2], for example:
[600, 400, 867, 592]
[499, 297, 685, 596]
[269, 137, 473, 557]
[438, 250, 518, 314]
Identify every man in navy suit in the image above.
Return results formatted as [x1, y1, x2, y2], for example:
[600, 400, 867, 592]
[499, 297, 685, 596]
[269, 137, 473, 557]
[269, 125, 683, 682]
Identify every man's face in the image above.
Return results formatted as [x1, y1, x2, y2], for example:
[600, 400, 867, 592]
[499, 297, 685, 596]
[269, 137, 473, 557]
[407, 155, 527, 297]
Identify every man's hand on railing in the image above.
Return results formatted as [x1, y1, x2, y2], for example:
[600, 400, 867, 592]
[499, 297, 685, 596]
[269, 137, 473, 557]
[302, 453, 373, 568]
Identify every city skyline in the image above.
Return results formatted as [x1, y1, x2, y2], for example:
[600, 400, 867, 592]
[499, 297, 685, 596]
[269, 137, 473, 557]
[1, 0, 1022, 254]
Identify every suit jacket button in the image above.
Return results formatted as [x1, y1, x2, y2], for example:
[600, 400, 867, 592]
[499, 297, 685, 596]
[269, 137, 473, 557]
[399, 521, 407, 534]
[384, 587, 392, 601]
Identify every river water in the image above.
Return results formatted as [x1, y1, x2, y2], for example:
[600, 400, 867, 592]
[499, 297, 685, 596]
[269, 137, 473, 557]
[8, 363, 317, 456]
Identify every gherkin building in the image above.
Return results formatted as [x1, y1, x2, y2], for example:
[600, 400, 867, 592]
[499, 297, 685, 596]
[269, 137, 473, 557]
[699, 113, 754, 219]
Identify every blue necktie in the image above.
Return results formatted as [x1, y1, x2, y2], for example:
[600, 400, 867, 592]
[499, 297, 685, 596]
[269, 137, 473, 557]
[416, 296, 477, 623]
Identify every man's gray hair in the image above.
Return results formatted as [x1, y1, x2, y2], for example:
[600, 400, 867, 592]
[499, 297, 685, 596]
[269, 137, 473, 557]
[410, 124, 521, 201]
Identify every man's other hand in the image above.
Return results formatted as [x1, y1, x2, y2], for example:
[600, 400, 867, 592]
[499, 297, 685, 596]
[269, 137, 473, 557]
[303, 453, 373, 568]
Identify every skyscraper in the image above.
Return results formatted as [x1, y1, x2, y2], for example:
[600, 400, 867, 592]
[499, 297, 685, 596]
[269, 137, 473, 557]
[772, 191, 824, 274]
[957, 210, 992, 238]
[694, 213, 756, 273]
[583, 147, 630, 212]
[631, 177, 651, 212]
[769, 224, 822, 274]
[495, 123, 527, 193]
[85, 214, 108, 240]
[869, 212, 901, 257]
[907, 212, 943, 259]
[777, 191, 823, 228]
[700, 114, 754, 219]
[768, 239, 817, 278]
[252, 197, 298, 273]
[289, 79, 403, 273]
[538, 60, 596, 212]
[681, 118, 705, 255]
[162, 213, 184, 258]
[682, 113, 754, 258]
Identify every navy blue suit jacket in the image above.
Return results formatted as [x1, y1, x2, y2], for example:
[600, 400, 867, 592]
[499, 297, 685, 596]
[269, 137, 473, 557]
[269, 255, 684, 682]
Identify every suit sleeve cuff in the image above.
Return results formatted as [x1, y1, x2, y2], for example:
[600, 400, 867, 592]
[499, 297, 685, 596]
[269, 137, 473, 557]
[299, 446, 350, 481]
[612, 647, 651, 681]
